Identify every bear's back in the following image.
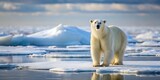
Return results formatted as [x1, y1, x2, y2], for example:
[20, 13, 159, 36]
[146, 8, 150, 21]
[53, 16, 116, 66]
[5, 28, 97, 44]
[108, 25, 127, 51]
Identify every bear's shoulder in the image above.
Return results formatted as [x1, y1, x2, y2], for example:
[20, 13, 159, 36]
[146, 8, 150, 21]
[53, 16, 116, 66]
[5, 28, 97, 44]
[108, 25, 121, 30]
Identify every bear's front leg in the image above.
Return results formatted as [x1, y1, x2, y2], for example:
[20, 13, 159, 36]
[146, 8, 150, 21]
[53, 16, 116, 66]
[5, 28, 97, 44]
[91, 37, 101, 67]
[102, 50, 114, 67]
[91, 45, 101, 67]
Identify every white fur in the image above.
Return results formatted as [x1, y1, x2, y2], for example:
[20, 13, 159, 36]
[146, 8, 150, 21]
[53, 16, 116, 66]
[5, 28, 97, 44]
[90, 19, 127, 67]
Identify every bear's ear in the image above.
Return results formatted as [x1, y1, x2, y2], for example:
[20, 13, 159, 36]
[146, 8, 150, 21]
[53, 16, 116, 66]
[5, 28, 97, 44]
[103, 20, 106, 23]
[90, 20, 93, 23]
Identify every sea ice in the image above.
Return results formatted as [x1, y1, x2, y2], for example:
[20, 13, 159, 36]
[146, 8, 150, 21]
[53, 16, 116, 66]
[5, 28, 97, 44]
[125, 49, 160, 57]
[45, 47, 90, 52]
[0, 24, 139, 46]
[29, 52, 91, 58]
[126, 33, 138, 43]
[137, 41, 160, 47]
[136, 31, 160, 41]
[125, 46, 152, 53]
[15, 24, 90, 46]
[97, 61, 160, 75]
[0, 46, 46, 56]
[15, 60, 160, 75]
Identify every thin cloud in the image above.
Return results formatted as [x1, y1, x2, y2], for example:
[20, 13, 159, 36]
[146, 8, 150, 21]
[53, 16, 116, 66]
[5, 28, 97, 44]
[0, 2, 46, 13]
[0, 0, 160, 4]
[0, 3, 160, 15]
[44, 3, 160, 14]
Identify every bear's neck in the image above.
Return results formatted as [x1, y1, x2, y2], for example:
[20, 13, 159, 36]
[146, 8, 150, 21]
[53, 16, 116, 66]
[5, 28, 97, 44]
[101, 26, 110, 38]
[92, 26, 110, 39]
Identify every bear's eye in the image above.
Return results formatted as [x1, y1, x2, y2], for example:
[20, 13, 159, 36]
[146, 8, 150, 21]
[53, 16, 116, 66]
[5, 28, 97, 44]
[99, 22, 101, 24]
[95, 22, 97, 24]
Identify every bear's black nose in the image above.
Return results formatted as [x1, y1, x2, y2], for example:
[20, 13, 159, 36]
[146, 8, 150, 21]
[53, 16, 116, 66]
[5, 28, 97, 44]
[96, 25, 100, 29]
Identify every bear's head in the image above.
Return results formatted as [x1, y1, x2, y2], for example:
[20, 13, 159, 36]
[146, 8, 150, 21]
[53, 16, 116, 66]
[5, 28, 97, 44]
[90, 19, 107, 38]
[90, 19, 106, 30]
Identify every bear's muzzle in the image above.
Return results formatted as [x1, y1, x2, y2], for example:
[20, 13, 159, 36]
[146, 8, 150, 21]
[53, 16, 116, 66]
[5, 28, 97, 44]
[96, 25, 100, 29]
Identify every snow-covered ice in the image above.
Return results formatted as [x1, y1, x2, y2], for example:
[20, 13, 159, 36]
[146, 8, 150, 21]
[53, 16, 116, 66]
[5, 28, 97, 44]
[125, 45, 153, 53]
[0, 46, 46, 55]
[136, 31, 160, 41]
[66, 45, 90, 48]
[137, 41, 160, 47]
[14, 61, 160, 75]
[125, 49, 160, 57]
[10, 24, 90, 46]
[29, 53, 91, 58]
[97, 61, 160, 75]
[45, 47, 90, 52]
[0, 24, 140, 46]
[0, 25, 160, 76]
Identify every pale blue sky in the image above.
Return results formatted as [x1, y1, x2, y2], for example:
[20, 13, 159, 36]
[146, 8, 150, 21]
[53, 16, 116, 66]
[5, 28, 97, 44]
[0, 0, 160, 27]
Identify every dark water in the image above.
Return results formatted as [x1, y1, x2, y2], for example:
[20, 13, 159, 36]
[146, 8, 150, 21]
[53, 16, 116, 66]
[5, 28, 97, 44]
[0, 51, 160, 80]
[1, 70, 160, 80]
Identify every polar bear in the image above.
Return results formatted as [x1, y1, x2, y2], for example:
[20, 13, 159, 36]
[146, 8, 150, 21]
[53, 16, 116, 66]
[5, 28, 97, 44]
[90, 19, 127, 67]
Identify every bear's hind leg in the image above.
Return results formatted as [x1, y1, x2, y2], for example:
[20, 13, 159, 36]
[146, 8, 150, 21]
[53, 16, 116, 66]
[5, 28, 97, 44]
[111, 51, 124, 65]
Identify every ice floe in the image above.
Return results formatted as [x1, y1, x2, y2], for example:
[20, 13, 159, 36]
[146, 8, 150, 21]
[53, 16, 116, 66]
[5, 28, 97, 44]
[136, 31, 160, 41]
[29, 52, 91, 58]
[45, 47, 90, 52]
[16, 61, 94, 70]
[15, 61, 160, 75]
[66, 45, 90, 48]
[0, 46, 46, 56]
[137, 41, 160, 47]
[11, 24, 90, 46]
[125, 49, 160, 57]
[126, 46, 152, 53]
[97, 61, 160, 75]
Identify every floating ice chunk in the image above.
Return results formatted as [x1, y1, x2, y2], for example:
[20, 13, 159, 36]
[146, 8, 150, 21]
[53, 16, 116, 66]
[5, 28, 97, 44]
[29, 53, 91, 58]
[17, 61, 94, 70]
[136, 31, 160, 41]
[51, 61, 160, 74]
[28, 54, 45, 57]
[97, 66, 160, 75]
[0, 46, 46, 55]
[97, 61, 160, 75]
[66, 45, 90, 48]
[126, 46, 152, 53]
[126, 46, 142, 53]
[45, 47, 90, 52]
[125, 49, 160, 57]
[137, 41, 160, 47]
[16, 61, 160, 75]
[50, 67, 95, 72]
[48, 46, 57, 49]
